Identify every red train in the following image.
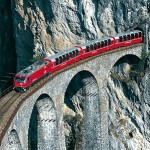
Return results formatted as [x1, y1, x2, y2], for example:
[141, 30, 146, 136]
[14, 30, 143, 92]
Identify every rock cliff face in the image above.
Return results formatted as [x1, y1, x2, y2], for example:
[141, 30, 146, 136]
[0, 0, 16, 76]
[0, 0, 150, 149]
[0, 0, 149, 73]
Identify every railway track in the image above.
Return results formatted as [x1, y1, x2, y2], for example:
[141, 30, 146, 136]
[0, 43, 143, 145]
[0, 91, 18, 110]
[0, 92, 21, 117]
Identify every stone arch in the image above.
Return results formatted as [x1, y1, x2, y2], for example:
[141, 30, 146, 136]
[64, 70, 101, 150]
[107, 54, 143, 149]
[28, 94, 57, 150]
[111, 54, 141, 77]
[7, 129, 22, 150]
[113, 54, 141, 66]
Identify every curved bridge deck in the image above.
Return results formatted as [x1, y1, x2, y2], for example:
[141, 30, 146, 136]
[0, 43, 143, 146]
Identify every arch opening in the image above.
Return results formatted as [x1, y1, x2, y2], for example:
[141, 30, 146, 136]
[113, 54, 141, 66]
[107, 54, 148, 149]
[64, 71, 101, 150]
[111, 54, 142, 84]
[7, 129, 22, 149]
[28, 94, 57, 150]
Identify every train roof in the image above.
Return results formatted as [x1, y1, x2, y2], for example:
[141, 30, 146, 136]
[45, 36, 115, 62]
[45, 47, 79, 62]
[112, 30, 142, 39]
[16, 61, 49, 77]
[79, 36, 112, 48]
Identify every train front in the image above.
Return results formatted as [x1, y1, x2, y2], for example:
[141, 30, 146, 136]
[13, 75, 29, 92]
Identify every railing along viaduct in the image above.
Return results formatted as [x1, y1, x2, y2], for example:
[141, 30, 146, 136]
[0, 44, 143, 150]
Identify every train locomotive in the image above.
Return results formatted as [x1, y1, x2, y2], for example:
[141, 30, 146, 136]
[13, 30, 143, 92]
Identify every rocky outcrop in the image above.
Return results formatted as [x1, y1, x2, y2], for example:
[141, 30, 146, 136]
[107, 54, 150, 149]
[0, 0, 149, 74]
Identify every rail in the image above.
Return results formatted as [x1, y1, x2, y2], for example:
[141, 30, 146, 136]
[0, 86, 13, 99]
[0, 43, 143, 145]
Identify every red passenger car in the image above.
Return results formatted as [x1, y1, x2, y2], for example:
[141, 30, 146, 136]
[14, 61, 50, 92]
[112, 30, 143, 49]
[43, 47, 82, 73]
[76, 36, 115, 58]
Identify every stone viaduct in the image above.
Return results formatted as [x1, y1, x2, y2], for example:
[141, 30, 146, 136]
[0, 44, 143, 150]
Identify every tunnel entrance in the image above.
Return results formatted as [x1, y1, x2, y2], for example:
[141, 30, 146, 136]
[134, 27, 144, 33]
[64, 71, 101, 150]
[28, 94, 57, 150]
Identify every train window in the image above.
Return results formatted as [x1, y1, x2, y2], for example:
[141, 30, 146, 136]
[59, 57, 62, 63]
[139, 32, 142, 37]
[108, 39, 111, 45]
[123, 35, 126, 41]
[89, 46, 91, 52]
[76, 50, 78, 56]
[66, 54, 69, 60]
[101, 41, 104, 47]
[89, 46, 91, 51]
[56, 58, 59, 65]
[90, 45, 93, 51]
[105, 40, 107, 46]
[86, 46, 89, 52]
[131, 34, 134, 39]
[119, 36, 123, 42]
[15, 77, 27, 83]
[94, 43, 97, 49]
[69, 52, 72, 58]
[73, 51, 75, 57]
[89, 45, 91, 51]
[135, 33, 138, 38]
[88, 46, 90, 52]
[98, 42, 100, 48]
[127, 35, 130, 40]
[63, 55, 66, 61]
